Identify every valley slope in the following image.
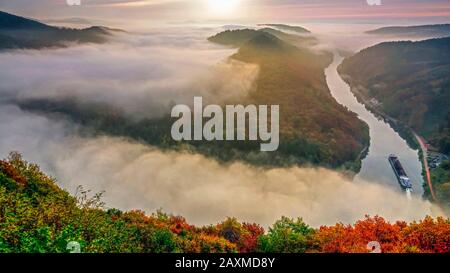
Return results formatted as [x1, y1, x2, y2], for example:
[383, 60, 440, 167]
[338, 36, 450, 208]
[0, 10, 118, 49]
[208, 29, 369, 169]
[9, 20, 369, 170]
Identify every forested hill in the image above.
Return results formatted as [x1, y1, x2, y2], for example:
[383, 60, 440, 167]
[338, 37, 450, 150]
[366, 24, 450, 37]
[338, 37, 450, 209]
[19, 28, 369, 170]
[208, 28, 317, 48]
[0, 10, 119, 49]
[257, 24, 311, 34]
[0, 10, 52, 30]
[0, 153, 448, 253]
[209, 29, 370, 169]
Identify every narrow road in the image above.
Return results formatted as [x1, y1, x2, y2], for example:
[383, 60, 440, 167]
[414, 133, 437, 201]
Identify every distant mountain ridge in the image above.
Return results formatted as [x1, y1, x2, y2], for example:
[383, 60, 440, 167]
[0, 11, 52, 30]
[42, 17, 94, 26]
[208, 28, 317, 48]
[257, 24, 311, 34]
[0, 10, 120, 49]
[366, 24, 450, 37]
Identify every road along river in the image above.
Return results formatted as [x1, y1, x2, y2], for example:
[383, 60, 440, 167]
[325, 54, 424, 196]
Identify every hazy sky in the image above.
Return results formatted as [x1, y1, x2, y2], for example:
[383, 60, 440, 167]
[1, 0, 449, 26]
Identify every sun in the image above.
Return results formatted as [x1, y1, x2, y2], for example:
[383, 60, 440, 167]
[207, 0, 240, 15]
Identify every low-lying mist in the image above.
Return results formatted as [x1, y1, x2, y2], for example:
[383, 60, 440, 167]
[0, 104, 443, 227]
[0, 25, 445, 228]
[305, 23, 443, 55]
[0, 28, 259, 119]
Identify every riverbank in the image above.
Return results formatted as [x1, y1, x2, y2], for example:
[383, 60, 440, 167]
[325, 54, 425, 196]
[336, 68, 445, 210]
[337, 72, 420, 149]
[414, 133, 437, 200]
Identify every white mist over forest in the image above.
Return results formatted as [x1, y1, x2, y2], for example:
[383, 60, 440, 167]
[0, 25, 444, 227]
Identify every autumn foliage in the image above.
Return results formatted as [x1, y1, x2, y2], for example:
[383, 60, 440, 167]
[0, 153, 449, 253]
[315, 216, 449, 253]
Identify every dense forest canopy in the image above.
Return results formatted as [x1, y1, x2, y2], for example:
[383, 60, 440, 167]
[339, 37, 450, 211]
[1, 153, 448, 253]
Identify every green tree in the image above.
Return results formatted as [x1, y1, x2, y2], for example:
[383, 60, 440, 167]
[257, 216, 314, 253]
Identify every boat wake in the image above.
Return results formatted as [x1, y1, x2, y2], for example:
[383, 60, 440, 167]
[406, 189, 412, 200]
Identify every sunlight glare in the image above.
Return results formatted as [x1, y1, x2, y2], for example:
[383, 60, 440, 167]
[208, 0, 240, 15]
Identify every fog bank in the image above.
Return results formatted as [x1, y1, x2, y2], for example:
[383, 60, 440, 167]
[0, 105, 443, 227]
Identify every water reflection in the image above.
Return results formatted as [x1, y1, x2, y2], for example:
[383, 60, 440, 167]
[325, 54, 424, 195]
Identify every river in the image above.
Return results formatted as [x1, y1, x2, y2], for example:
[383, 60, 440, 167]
[325, 54, 424, 196]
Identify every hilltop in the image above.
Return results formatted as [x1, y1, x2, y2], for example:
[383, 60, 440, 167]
[258, 24, 311, 34]
[0, 10, 120, 49]
[208, 28, 317, 48]
[209, 29, 370, 169]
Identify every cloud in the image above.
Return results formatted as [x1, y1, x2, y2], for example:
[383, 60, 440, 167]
[1, 0, 449, 25]
[0, 25, 444, 229]
[0, 28, 259, 118]
[0, 104, 443, 227]
[87, 0, 176, 8]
